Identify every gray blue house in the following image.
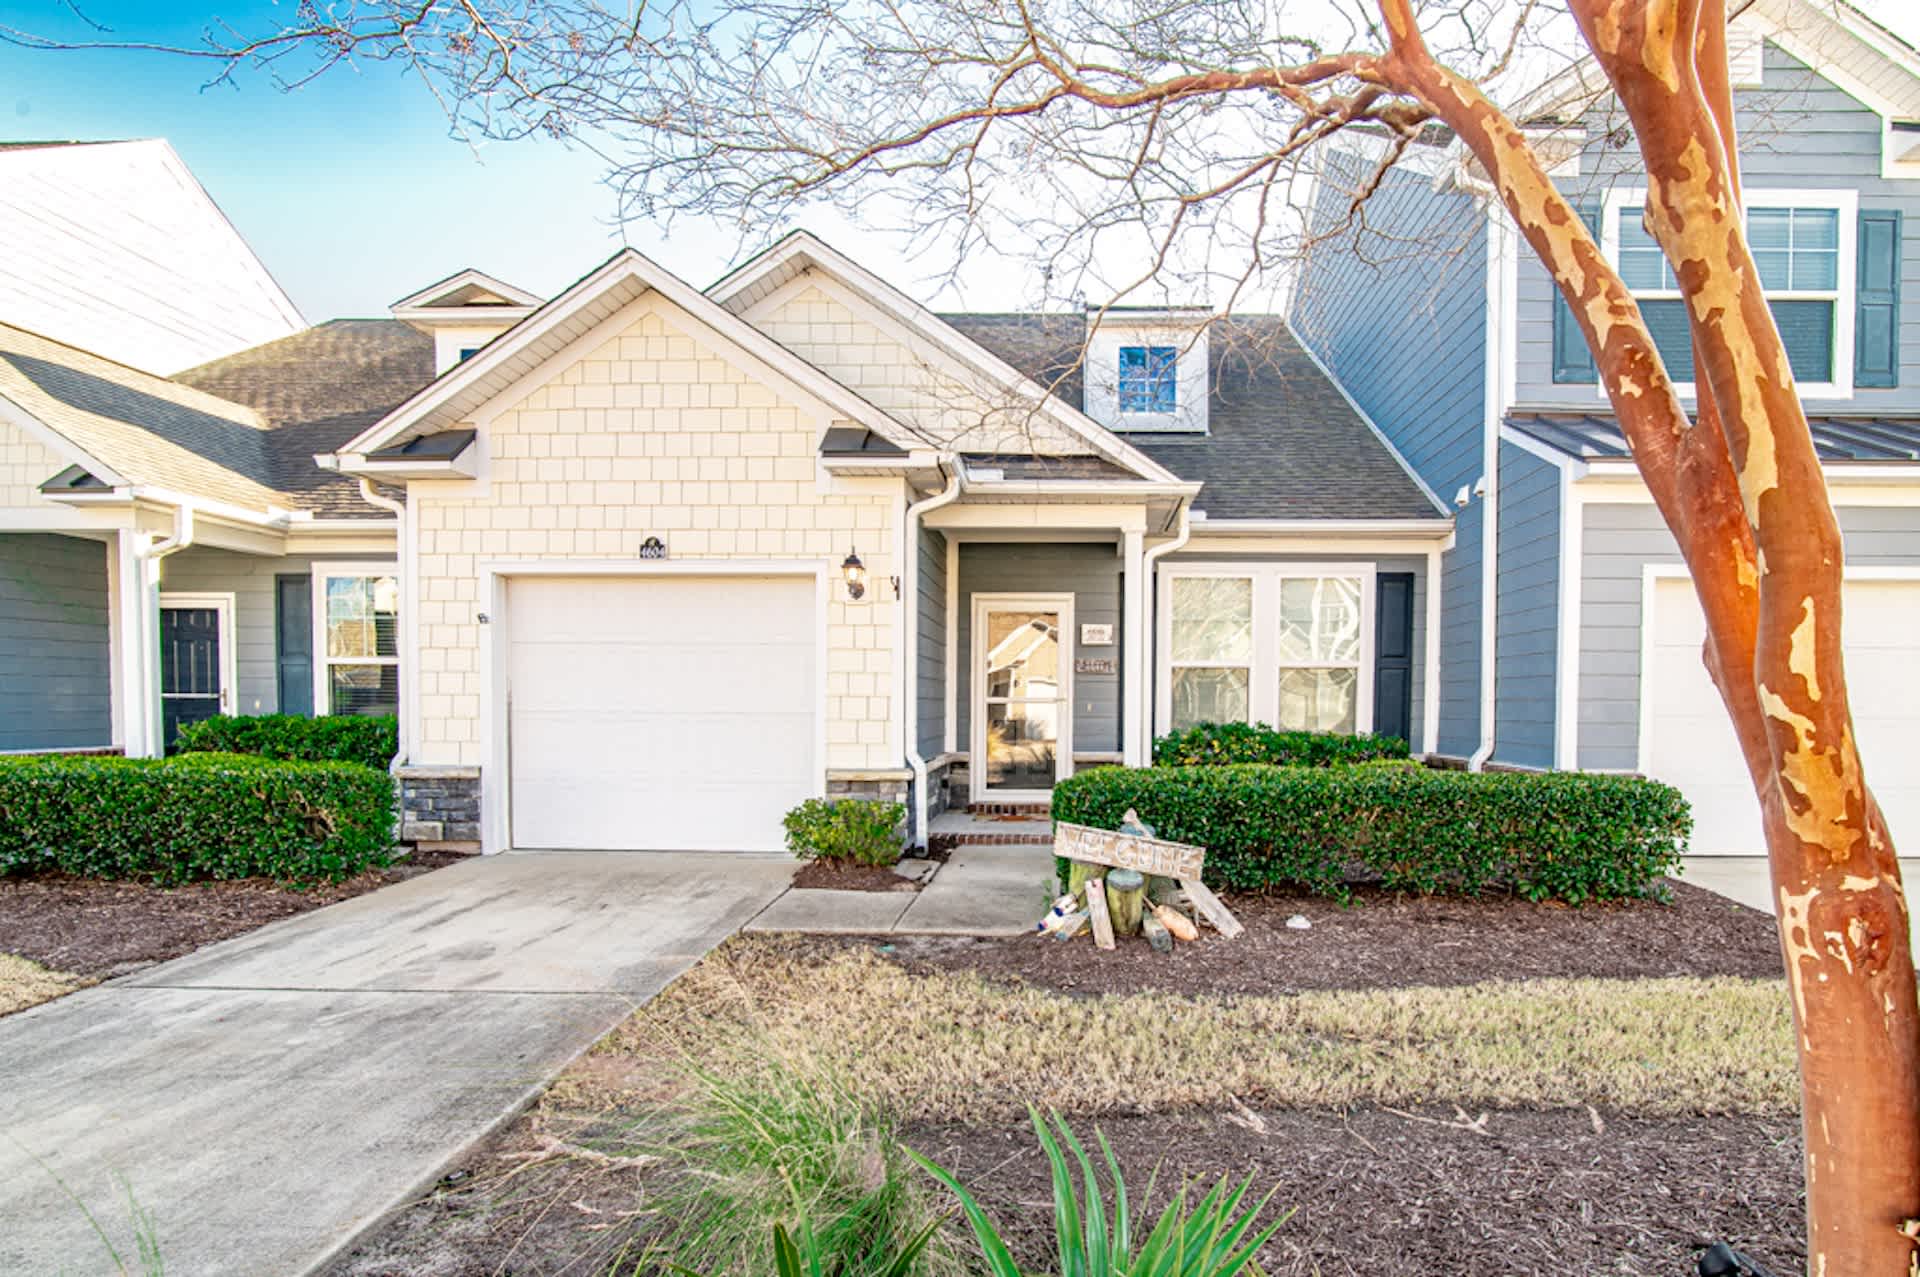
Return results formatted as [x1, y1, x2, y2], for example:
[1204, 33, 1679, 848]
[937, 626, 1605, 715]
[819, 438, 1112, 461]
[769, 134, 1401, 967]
[1291, 0, 1920, 855]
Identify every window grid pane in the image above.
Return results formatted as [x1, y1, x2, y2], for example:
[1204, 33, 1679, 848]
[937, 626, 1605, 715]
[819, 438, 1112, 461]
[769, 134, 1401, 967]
[1118, 345, 1177, 413]
[1170, 667, 1250, 731]
[1277, 577, 1363, 665]
[325, 575, 399, 659]
[328, 663, 398, 717]
[1170, 576, 1252, 663]
[1277, 668, 1357, 734]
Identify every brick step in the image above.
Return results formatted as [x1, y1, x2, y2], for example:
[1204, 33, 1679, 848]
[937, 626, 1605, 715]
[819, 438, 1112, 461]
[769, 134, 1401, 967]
[929, 830, 1055, 855]
[967, 802, 1052, 817]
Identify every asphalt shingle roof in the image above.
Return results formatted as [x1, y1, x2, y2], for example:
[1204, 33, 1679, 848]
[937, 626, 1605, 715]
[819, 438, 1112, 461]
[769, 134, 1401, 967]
[940, 312, 1444, 520]
[174, 319, 435, 516]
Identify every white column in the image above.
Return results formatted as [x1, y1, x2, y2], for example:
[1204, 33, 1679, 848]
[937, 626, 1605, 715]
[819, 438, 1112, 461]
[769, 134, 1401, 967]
[114, 531, 156, 757]
[1121, 529, 1146, 767]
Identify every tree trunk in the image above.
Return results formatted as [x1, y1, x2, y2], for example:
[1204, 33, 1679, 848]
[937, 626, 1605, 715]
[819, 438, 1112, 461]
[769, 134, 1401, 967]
[1371, 1, 1920, 1268]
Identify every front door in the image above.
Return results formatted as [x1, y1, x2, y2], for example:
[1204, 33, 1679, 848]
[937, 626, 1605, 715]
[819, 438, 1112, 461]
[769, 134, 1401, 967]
[972, 595, 1074, 802]
[159, 595, 233, 746]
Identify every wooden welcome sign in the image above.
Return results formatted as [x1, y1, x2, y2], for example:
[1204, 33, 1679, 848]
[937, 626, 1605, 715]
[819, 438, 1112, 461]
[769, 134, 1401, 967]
[1053, 812, 1243, 940]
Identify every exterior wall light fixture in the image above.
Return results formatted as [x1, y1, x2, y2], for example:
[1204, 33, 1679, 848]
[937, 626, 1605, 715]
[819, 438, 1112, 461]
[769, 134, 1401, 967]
[842, 549, 867, 600]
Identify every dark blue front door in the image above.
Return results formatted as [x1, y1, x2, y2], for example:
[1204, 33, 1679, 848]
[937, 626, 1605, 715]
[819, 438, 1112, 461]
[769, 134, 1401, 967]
[161, 606, 223, 745]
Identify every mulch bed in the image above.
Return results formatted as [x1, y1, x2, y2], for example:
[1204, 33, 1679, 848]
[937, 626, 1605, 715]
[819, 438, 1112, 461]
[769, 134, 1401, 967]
[791, 860, 923, 892]
[0, 851, 468, 978]
[857, 878, 1784, 995]
[323, 1101, 1804, 1277]
[907, 1105, 1804, 1276]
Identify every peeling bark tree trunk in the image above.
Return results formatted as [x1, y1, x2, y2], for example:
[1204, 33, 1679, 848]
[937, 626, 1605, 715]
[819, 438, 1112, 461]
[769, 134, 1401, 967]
[1372, 1, 1920, 1270]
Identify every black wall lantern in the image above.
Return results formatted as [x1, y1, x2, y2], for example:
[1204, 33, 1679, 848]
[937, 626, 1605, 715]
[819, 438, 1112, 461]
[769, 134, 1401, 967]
[841, 548, 867, 600]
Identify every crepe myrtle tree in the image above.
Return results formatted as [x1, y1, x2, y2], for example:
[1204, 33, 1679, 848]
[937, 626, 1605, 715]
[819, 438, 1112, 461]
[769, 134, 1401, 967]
[16, 0, 1917, 1266]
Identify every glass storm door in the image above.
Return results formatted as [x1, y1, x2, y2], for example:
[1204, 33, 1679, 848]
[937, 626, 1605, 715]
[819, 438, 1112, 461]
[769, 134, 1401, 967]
[976, 601, 1070, 796]
[160, 605, 225, 745]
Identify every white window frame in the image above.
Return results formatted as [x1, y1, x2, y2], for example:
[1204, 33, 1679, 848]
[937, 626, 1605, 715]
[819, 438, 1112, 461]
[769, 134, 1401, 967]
[1601, 186, 1858, 399]
[1163, 573, 1256, 730]
[1155, 563, 1376, 736]
[312, 561, 401, 718]
[1084, 318, 1210, 434]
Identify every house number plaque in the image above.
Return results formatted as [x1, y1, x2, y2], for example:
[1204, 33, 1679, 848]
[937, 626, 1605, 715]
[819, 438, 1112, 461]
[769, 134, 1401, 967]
[638, 536, 668, 560]
[1074, 657, 1117, 676]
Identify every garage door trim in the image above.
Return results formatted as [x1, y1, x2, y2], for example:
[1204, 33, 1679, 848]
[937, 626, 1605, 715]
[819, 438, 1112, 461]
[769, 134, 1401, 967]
[478, 558, 831, 853]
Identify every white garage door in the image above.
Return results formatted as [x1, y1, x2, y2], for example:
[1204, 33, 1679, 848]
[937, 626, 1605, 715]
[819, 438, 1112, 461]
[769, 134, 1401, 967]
[1645, 574, 1920, 856]
[507, 574, 817, 851]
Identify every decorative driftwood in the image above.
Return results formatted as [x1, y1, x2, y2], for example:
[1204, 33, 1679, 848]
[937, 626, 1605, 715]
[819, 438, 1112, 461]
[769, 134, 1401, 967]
[1181, 878, 1244, 940]
[1084, 876, 1116, 950]
[1054, 821, 1205, 880]
[1105, 868, 1145, 937]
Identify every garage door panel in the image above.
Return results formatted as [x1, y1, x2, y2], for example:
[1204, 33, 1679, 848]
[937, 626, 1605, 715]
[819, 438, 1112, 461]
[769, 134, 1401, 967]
[1647, 576, 1917, 857]
[506, 575, 817, 851]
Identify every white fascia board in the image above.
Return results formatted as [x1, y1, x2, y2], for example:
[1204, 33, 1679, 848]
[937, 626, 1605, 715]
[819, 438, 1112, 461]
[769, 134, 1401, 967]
[1498, 423, 1593, 479]
[330, 452, 481, 480]
[343, 248, 928, 459]
[710, 232, 1186, 484]
[390, 267, 544, 312]
[1288, 318, 1452, 517]
[1187, 517, 1455, 538]
[961, 479, 1203, 498]
[0, 393, 128, 488]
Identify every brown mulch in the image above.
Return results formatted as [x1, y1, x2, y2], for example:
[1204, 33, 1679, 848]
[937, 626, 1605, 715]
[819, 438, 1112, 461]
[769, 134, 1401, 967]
[855, 878, 1784, 995]
[0, 851, 468, 979]
[322, 1102, 1803, 1277]
[791, 860, 923, 892]
[907, 1105, 1804, 1276]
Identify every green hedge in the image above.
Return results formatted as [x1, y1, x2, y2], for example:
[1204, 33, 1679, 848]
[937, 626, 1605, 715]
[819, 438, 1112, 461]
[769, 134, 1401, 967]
[175, 714, 398, 773]
[1151, 722, 1409, 768]
[0, 753, 395, 885]
[1051, 764, 1689, 903]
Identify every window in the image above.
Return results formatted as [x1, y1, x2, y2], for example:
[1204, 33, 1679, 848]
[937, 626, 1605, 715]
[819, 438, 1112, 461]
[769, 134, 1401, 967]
[314, 566, 399, 717]
[1161, 566, 1373, 735]
[1168, 576, 1252, 730]
[457, 346, 482, 362]
[1606, 190, 1856, 393]
[1117, 345, 1178, 414]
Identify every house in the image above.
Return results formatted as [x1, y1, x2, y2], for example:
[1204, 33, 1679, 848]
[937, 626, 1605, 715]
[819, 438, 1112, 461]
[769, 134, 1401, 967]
[0, 140, 305, 374]
[1290, 0, 1920, 857]
[0, 237, 1453, 853]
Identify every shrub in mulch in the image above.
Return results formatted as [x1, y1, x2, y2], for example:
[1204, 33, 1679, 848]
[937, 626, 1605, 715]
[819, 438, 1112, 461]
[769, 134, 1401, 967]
[0, 752, 395, 885]
[174, 712, 398, 772]
[782, 797, 906, 866]
[1151, 721, 1409, 768]
[1052, 763, 1689, 904]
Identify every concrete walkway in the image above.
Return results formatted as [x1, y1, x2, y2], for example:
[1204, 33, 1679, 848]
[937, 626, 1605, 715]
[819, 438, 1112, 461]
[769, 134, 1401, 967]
[745, 845, 1057, 936]
[0, 851, 792, 1277]
[1683, 855, 1920, 955]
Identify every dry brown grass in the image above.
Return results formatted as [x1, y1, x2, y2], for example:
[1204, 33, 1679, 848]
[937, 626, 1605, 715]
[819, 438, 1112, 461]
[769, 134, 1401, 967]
[0, 953, 89, 1016]
[563, 935, 1798, 1123]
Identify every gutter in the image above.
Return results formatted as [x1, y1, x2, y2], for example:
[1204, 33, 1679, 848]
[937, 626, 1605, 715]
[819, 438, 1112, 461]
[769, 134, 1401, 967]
[901, 465, 963, 847]
[1136, 502, 1195, 754]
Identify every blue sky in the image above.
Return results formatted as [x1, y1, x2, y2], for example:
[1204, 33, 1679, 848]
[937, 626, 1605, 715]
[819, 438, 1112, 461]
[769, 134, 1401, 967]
[5, 1, 1918, 323]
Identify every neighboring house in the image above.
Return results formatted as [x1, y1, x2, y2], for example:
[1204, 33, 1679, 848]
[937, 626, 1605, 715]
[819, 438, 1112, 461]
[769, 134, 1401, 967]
[1291, 0, 1920, 856]
[0, 139, 305, 375]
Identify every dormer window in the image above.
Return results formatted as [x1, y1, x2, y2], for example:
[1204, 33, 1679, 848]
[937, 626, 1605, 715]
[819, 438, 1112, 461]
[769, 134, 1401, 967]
[1117, 346, 1177, 414]
[1085, 315, 1209, 433]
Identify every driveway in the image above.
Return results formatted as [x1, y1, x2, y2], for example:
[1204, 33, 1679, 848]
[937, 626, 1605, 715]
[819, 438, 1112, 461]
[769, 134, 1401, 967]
[1683, 855, 1920, 956]
[0, 851, 791, 1277]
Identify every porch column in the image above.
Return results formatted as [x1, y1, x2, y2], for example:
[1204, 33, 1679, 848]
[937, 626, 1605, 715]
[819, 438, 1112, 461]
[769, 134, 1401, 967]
[113, 530, 158, 757]
[1121, 529, 1146, 767]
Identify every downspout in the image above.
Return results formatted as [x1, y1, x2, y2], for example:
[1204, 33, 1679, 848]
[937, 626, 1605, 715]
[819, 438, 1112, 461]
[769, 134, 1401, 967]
[902, 465, 962, 848]
[356, 478, 409, 779]
[136, 505, 195, 756]
[1469, 209, 1515, 771]
[1138, 502, 1195, 759]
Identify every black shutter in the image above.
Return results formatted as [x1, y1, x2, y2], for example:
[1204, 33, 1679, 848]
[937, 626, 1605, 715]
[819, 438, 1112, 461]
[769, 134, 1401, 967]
[1856, 208, 1901, 389]
[1552, 203, 1603, 384]
[276, 574, 314, 716]
[1373, 573, 1415, 745]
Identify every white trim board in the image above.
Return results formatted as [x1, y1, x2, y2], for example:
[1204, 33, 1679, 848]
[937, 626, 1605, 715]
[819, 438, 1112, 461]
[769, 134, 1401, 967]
[156, 591, 237, 719]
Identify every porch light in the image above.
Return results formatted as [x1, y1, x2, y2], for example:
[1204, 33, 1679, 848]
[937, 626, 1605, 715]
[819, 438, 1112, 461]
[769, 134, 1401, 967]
[842, 548, 867, 600]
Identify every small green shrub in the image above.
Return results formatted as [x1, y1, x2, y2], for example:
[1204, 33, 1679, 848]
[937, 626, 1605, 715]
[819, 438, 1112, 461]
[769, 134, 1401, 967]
[0, 753, 395, 885]
[174, 713, 397, 772]
[783, 798, 905, 866]
[1152, 721, 1409, 768]
[1051, 764, 1689, 903]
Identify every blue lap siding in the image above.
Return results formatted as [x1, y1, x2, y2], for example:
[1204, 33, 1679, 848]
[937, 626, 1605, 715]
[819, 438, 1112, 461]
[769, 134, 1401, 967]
[0, 533, 111, 750]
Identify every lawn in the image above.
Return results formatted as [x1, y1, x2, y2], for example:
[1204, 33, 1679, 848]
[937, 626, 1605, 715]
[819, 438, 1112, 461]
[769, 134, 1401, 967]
[324, 878, 1805, 1276]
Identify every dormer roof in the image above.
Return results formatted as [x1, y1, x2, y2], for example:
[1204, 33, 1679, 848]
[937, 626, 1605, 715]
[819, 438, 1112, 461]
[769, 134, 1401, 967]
[390, 269, 543, 330]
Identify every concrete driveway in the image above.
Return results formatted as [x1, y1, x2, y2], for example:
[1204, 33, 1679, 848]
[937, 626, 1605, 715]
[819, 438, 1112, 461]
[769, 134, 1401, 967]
[0, 851, 791, 1277]
[1683, 856, 1920, 956]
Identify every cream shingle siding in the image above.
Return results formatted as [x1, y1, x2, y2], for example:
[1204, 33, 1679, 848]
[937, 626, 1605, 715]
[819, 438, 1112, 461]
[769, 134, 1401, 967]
[750, 283, 1091, 456]
[410, 295, 901, 773]
[0, 418, 72, 509]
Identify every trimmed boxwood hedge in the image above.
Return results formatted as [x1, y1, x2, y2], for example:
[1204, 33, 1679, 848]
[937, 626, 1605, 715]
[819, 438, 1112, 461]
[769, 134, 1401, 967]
[175, 713, 398, 773]
[1051, 763, 1690, 903]
[1152, 721, 1410, 768]
[0, 753, 395, 885]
